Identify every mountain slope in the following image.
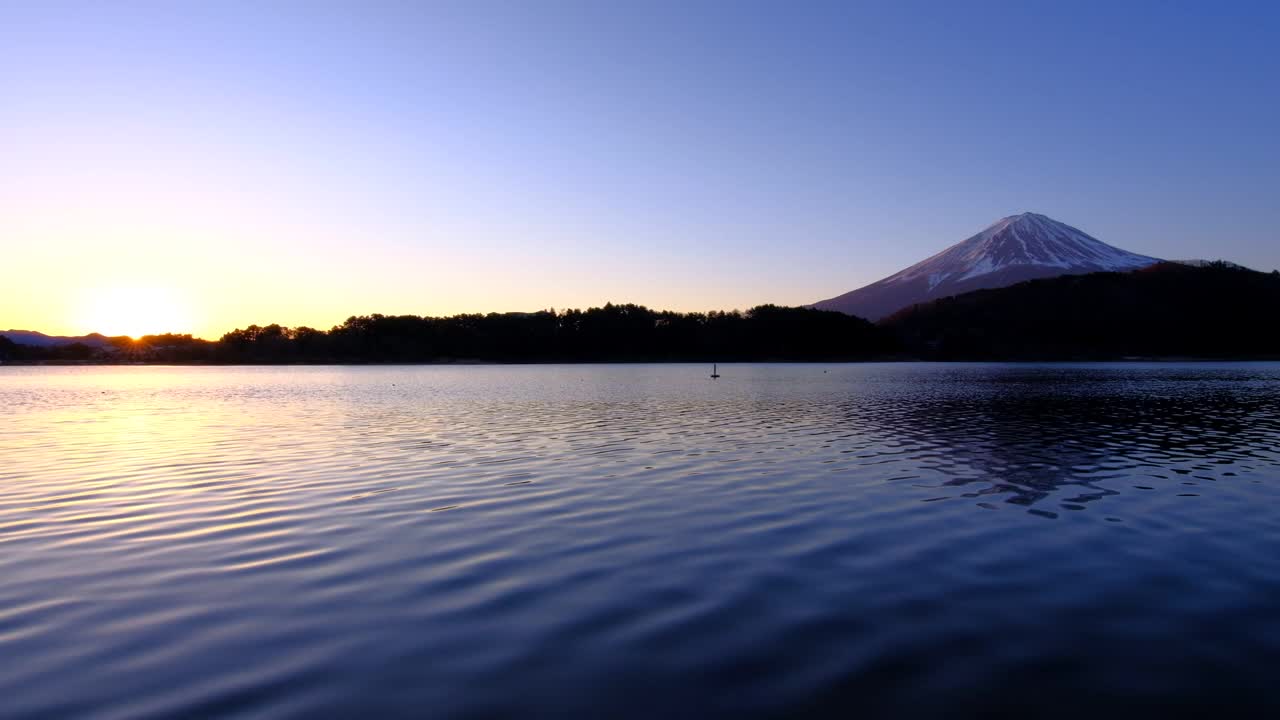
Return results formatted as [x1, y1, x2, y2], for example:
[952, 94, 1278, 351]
[0, 330, 121, 348]
[884, 262, 1280, 359]
[814, 213, 1160, 320]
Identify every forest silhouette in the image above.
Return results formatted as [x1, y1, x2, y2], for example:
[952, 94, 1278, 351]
[885, 261, 1280, 359]
[1, 304, 895, 364]
[3, 263, 1277, 364]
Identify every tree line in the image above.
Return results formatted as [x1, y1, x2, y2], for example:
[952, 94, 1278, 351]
[0, 304, 898, 364]
[5, 263, 1277, 364]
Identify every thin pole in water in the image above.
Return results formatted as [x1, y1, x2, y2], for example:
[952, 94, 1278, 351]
[710, 363, 720, 379]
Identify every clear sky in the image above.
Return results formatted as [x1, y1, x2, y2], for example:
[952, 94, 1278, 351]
[3, 0, 1278, 338]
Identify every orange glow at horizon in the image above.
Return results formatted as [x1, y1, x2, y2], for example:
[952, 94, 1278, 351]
[76, 286, 195, 339]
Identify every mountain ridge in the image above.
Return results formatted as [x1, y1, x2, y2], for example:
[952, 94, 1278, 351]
[0, 330, 122, 348]
[814, 213, 1161, 321]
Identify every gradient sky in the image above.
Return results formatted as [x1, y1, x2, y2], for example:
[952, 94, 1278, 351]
[4, 1, 1278, 338]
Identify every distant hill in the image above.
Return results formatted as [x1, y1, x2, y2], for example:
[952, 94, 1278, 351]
[1, 330, 123, 348]
[884, 262, 1280, 359]
[1169, 259, 1251, 270]
[814, 213, 1160, 321]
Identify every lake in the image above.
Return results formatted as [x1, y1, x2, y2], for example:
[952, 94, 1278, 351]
[3, 363, 1280, 718]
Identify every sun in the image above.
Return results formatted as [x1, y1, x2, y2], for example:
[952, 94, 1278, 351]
[79, 286, 193, 339]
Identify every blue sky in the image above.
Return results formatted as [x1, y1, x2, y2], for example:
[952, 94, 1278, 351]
[3, 1, 1277, 336]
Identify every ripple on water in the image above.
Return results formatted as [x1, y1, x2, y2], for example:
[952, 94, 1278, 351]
[2, 363, 1280, 717]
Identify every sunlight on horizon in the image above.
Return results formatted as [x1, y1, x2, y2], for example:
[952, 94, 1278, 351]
[76, 286, 195, 339]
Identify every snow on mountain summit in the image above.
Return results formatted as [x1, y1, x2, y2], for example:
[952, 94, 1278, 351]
[892, 212, 1157, 284]
[813, 213, 1161, 321]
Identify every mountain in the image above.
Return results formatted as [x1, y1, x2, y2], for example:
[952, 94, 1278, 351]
[814, 212, 1161, 321]
[0, 330, 121, 349]
[884, 261, 1280, 359]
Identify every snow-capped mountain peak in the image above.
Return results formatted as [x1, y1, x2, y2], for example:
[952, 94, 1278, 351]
[892, 212, 1156, 285]
[813, 213, 1161, 321]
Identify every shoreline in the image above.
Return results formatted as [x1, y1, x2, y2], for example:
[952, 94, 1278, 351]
[5, 356, 1280, 367]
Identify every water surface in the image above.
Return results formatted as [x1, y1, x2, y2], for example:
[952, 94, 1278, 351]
[3, 363, 1280, 717]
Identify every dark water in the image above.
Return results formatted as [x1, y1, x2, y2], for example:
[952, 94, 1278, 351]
[2, 363, 1280, 718]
